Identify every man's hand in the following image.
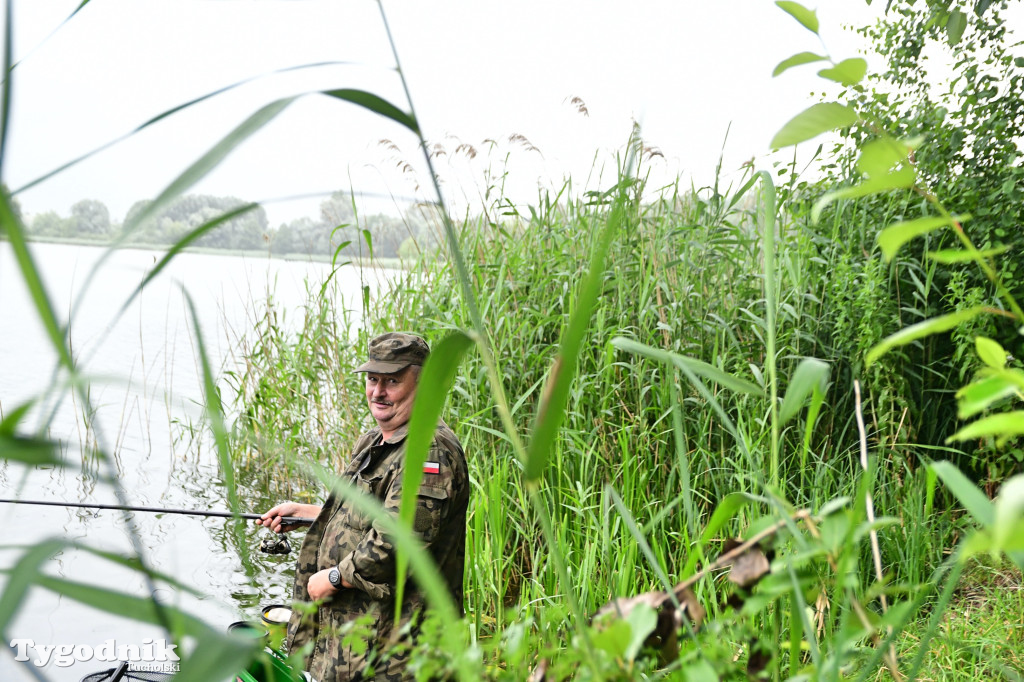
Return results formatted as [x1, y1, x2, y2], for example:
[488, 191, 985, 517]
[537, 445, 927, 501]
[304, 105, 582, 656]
[307, 568, 354, 601]
[256, 501, 322, 533]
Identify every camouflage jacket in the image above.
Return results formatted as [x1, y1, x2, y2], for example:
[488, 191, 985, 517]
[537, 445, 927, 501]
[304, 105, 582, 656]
[287, 420, 468, 682]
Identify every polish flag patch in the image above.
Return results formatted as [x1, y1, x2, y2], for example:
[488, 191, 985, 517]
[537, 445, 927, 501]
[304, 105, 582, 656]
[423, 462, 440, 475]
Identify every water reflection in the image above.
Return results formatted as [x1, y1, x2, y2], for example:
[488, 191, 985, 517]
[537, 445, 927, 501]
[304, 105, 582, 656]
[0, 241, 388, 680]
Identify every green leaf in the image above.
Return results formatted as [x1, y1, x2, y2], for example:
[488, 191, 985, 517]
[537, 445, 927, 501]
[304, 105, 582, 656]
[395, 330, 475, 609]
[811, 179, 894, 223]
[818, 58, 868, 86]
[857, 137, 917, 188]
[947, 411, 1024, 446]
[866, 306, 988, 366]
[612, 338, 763, 395]
[993, 474, 1024, 552]
[956, 374, 1022, 419]
[323, 89, 419, 134]
[592, 619, 633, 660]
[878, 216, 956, 261]
[780, 357, 830, 425]
[680, 492, 755, 579]
[0, 434, 61, 466]
[525, 192, 625, 482]
[776, 1, 819, 34]
[930, 461, 995, 527]
[681, 659, 720, 682]
[362, 228, 374, 259]
[946, 9, 968, 44]
[927, 245, 1007, 264]
[624, 603, 658, 663]
[976, 336, 1007, 369]
[771, 103, 859, 149]
[773, 52, 829, 77]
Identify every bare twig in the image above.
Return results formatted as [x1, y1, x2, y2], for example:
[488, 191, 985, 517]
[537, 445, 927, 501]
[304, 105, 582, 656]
[673, 509, 812, 598]
[854, 380, 903, 681]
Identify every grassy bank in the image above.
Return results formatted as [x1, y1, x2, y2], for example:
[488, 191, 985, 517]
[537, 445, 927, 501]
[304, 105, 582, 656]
[227, 163, 1023, 678]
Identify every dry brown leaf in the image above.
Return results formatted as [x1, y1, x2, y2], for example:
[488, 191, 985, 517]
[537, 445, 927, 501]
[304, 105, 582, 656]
[723, 538, 771, 588]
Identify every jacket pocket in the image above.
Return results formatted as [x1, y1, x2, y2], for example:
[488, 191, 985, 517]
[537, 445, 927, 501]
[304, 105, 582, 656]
[341, 474, 383, 531]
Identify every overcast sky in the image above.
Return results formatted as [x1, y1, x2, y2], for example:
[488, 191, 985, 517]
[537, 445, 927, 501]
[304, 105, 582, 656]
[5, 1, 903, 227]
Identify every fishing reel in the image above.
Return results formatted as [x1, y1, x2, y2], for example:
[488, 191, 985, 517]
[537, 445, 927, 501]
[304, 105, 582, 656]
[259, 530, 292, 555]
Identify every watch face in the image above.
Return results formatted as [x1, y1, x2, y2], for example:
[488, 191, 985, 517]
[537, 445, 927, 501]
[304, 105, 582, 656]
[329, 568, 341, 587]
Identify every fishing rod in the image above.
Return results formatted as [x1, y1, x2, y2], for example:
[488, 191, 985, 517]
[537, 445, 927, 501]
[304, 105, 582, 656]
[0, 498, 315, 526]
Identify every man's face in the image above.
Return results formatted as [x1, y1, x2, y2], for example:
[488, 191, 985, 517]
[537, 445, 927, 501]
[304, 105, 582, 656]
[364, 365, 419, 435]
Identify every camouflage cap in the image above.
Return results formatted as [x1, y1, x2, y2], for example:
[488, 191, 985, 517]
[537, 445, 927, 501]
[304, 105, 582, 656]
[354, 332, 430, 373]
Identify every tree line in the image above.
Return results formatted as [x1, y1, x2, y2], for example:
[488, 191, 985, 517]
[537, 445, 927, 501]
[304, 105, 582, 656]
[16, 191, 441, 260]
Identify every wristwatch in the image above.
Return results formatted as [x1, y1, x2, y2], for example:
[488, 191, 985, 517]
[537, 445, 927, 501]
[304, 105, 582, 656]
[328, 567, 342, 589]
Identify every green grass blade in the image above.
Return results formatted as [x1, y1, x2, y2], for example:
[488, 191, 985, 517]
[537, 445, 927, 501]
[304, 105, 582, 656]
[0, 187, 74, 371]
[681, 492, 757, 579]
[780, 357, 830, 425]
[524, 191, 625, 482]
[184, 292, 250, 571]
[0, 0, 12, 174]
[865, 306, 989, 366]
[175, 628, 260, 682]
[0, 435, 61, 466]
[394, 330, 475, 614]
[304, 462, 458, 625]
[759, 171, 781, 489]
[930, 461, 995, 527]
[0, 400, 34, 433]
[323, 89, 418, 134]
[70, 1, 92, 18]
[108, 202, 262, 323]
[33, 573, 259, 677]
[610, 338, 763, 396]
[0, 539, 67, 633]
[14, 62, 355, 195]
[608, 485, 675, 595]
[66, 98, 299, 328]
[123, 98, 295, 237]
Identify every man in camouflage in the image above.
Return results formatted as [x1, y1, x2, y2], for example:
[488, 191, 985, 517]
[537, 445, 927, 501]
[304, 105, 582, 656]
[258, 333, 469, 682]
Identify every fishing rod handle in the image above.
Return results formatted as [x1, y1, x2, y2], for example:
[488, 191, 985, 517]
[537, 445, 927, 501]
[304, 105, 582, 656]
[279, 516, 314, 526]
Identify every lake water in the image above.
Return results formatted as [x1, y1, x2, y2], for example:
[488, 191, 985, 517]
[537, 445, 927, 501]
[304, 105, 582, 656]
[0, 241, 390, 681]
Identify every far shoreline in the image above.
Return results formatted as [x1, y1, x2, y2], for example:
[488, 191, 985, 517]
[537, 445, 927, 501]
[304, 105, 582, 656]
[3, 234, 414, 271]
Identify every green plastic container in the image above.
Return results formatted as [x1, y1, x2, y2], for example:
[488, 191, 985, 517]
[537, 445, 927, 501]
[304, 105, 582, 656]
[237, 646, 304, 682]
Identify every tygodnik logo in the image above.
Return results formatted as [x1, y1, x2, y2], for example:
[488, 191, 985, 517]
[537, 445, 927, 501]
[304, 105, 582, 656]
[9, 637, 180, 670]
